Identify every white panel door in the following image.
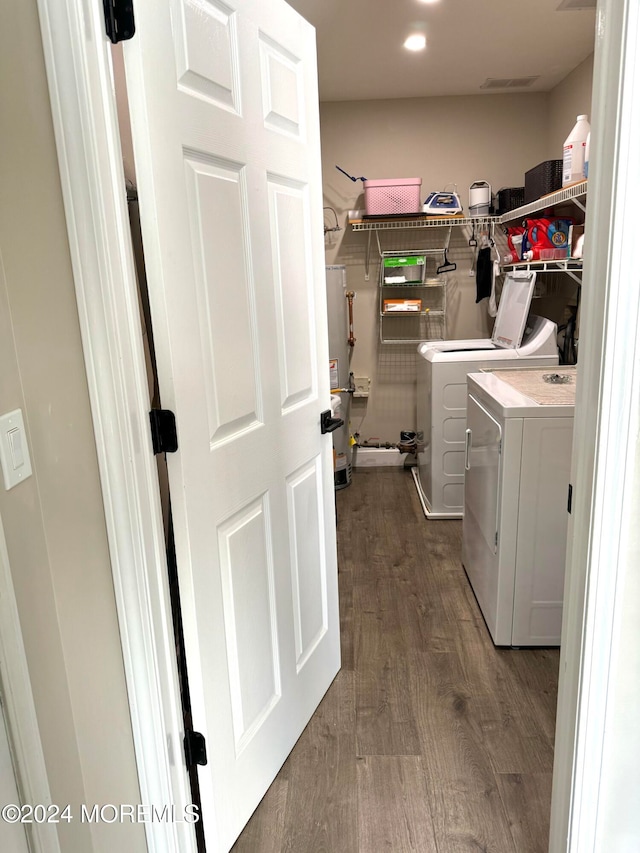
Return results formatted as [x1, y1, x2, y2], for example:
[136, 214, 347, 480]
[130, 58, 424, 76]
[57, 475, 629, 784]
[122, 1, 340, 849]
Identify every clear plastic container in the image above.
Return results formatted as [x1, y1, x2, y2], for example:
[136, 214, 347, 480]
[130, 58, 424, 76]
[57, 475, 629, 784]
[563, 115, 590, 186]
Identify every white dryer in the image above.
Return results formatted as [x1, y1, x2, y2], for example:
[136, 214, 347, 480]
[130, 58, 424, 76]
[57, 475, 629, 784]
[461, 367, 576, 646]
[414, 271, 558, 519]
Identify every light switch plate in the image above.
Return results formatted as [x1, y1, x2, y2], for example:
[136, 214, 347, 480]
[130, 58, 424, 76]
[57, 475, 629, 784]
[0, 409, 33, 490]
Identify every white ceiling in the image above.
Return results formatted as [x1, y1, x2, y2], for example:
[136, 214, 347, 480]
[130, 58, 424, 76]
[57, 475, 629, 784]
[285, 0, 597, 102]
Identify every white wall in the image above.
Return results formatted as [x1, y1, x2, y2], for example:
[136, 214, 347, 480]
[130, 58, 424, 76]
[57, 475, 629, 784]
[0, 3, 145, 851]
[547, 54, 595, 159]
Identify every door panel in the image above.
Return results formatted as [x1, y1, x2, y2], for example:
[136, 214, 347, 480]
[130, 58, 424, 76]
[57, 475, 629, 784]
[268, 179, 316, 409]
[123, 1, 340, 849]
[259, 34, 304, 137]
[184, 154, 262, 442]
[219, 495, 281, 751]
[287, 457, 328, 671]
[175, 0, 241, 113]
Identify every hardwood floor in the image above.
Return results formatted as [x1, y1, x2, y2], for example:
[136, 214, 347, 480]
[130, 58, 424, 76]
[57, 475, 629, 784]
[231, 469, 559, 852]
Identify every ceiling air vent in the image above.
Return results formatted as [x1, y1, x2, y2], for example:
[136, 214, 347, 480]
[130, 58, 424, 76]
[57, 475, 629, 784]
[556, 0, 596, 10]
[481, 76, 540, 90]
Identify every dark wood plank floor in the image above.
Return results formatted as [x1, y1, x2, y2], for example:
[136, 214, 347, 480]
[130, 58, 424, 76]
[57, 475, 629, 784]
[232, 469, 559, 852]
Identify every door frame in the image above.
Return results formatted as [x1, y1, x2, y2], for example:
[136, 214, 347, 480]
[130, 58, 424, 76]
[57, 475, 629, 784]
[35, 1, 193, 851]
[549, 1, 640, 849]
[0, 510, 61, 853]
[33, 2, 637, 853]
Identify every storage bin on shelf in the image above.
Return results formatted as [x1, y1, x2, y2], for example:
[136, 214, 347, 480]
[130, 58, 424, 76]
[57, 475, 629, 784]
[383, 299, 423, 313]
[364, 178, 422, 216]
[496, 186, 525, 215]
[381, 254, 426, 284]
[524, 160, 563, 203]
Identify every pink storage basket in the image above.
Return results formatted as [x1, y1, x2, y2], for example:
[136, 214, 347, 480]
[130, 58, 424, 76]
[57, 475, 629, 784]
[364, 178, 422, 216]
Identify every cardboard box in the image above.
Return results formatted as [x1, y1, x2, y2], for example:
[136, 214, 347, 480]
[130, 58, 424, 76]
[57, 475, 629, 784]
[383, 299, 422, 313]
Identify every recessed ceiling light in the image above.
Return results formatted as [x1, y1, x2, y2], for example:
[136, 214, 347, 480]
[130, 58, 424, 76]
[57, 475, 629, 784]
[404, 33, 427, 51]
[417, 0, 440, 4]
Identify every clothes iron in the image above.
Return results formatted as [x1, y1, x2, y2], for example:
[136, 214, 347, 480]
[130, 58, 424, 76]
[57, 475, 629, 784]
[422, 191, 463, 215]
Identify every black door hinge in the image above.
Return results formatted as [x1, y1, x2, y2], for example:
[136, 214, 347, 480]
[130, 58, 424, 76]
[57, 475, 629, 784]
[103, 0, 136, 44]
[320, 409, 344, 435]
[184, 730, 208, 768]
[149, 409, 178, 455]
[567, 483, 573, 514]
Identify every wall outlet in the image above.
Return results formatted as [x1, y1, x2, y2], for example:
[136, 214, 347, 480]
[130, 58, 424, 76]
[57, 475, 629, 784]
[353, 377, 371, 398]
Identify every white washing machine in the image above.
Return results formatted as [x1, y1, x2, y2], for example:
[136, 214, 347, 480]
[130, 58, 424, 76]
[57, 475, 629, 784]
[462, 367, 576, 647]
[414, 271, 558, 519]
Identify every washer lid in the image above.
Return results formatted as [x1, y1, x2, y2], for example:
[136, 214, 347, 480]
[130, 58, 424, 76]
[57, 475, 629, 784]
[491, 271, 537, 349]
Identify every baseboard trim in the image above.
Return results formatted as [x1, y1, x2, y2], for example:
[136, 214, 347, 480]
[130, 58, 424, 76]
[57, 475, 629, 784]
[410, 468, 463, 519]
[411, 467, 429, 517]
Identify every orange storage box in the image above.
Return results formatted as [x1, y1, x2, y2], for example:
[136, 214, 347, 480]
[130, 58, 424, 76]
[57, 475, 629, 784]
[383, 299, 423, 313]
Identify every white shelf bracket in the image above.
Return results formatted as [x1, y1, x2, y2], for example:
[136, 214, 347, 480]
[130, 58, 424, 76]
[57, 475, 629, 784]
[572, 197, 586, 214]
[364, 230, 372, 280]
[364, 229, 383, 281]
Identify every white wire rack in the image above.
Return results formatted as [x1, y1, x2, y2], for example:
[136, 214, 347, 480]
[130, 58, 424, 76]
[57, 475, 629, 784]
[499, 180, 587, 221]
[350, 215, 497, 232]
[349, 181, 588, 280]
[502, 259, 583, 285]
[349, 180, 587, 231]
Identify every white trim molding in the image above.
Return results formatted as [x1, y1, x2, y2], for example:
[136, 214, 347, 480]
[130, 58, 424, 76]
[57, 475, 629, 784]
[550, 0, 640, 850]
[0, 512, 61, 853]
[35, 1, 195, 851]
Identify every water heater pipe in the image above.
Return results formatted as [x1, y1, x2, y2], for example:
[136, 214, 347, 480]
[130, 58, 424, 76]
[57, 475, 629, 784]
[346, 291, 356, 347]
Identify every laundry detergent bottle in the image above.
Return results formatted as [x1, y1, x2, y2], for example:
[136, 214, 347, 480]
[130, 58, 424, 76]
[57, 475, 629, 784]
[563, 114, 590, 186]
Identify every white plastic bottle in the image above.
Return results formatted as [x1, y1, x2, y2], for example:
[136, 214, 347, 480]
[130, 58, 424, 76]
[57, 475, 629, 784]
[563, 114, 590, 186]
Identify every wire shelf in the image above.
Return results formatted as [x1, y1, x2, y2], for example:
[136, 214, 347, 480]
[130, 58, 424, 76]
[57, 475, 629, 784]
[499, 181, 587, 222]
[349, 181, 588, 232]
[502, 258, 583, 285]
[351, 215, 497, 232]
[502, 259, 582, 270]
[380, 310, 445, 317]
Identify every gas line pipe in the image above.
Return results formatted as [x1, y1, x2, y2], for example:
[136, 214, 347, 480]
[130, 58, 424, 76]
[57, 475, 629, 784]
[346, 291, 356, 347]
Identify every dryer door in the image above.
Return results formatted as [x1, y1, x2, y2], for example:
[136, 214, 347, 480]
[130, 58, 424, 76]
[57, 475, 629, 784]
[462, 393, 503, 639]
[465, 394, 502, 551]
